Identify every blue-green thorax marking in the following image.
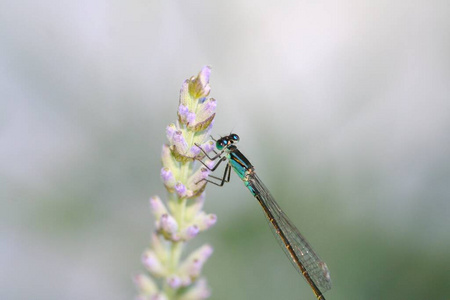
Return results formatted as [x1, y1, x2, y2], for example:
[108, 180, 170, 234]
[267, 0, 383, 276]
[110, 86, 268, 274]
[224, 145, 257, 195]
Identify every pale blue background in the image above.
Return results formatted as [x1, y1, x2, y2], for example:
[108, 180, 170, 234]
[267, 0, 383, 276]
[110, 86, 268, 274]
[1, 1, 449, 299]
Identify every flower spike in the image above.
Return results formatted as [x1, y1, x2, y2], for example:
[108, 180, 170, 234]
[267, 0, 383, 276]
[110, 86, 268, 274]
[136, 67, 217, 299]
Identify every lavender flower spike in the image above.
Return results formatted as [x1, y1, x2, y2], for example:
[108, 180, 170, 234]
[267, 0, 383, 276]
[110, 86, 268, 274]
[136, 66, 216, 300]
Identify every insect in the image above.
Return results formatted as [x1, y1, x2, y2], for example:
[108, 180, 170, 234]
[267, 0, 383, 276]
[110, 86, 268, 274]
[196, 133, 331, 300]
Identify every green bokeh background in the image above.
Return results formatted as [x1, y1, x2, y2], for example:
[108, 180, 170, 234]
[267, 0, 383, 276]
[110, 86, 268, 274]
[1, 1, 449, 299]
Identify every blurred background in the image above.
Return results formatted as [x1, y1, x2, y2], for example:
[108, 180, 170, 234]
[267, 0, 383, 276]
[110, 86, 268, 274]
[1, 1, 449, 299]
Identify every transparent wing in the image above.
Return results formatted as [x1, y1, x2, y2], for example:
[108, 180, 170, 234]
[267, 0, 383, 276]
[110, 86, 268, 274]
[248, 173, 332, 293]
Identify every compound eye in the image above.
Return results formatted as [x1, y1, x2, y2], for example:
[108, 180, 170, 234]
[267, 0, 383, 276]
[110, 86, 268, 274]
[216, 138, 228, 150]
[216, 140, 224, 150]
[231, 134, 240, 142]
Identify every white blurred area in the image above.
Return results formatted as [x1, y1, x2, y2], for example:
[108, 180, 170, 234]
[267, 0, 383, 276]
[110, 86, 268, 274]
[1, 1, 449, 299]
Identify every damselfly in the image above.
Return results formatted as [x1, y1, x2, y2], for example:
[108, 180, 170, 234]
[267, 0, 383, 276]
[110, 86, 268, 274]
[196, 134, 331, 300]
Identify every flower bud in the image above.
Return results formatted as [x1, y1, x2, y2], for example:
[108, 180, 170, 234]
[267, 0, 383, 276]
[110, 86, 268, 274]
[175, 182, 188, 198]
[142, 250, 166, 277]
[166, 124, 177, 141]
[187, 168, 209, 191]
[167, 274, 182, 289]
[161, 144, 178, 171]
[159, 213, 178, 237]
[149, 196, 168, 220]
[134, 274, 158, 295]
[196, 98, 216, 124]
[179, 278, 211, 300]
[182, 225, 200, 240]
[172, 131, 188, 154]
[161, 167, 176, 189]
[179, 244, 213, 278]
[188, 66, 211, 99]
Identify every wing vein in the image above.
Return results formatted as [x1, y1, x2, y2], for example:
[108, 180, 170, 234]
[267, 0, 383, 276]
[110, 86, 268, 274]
[248, 174, 332, 293]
